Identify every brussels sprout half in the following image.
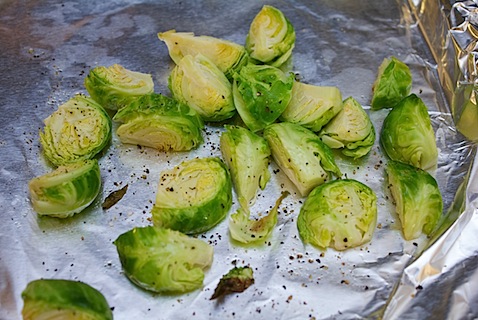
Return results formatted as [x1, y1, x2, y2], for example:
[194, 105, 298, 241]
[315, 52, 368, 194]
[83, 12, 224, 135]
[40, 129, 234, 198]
[84, 63, 154, 111]
[233, 64, 294, 132]
[263, 122, 342, 197]
[113, 93, 203, 152]
[245, 5, 296, 67]
[28, 159, 101, 218]
[21, 279, 113, 320]
[297, 179, 377, 251]
[152, 157, 232, 234]
[39, 94, 112, 167]
[114, 226, 213, 294]
[371, 56, 412, 110]
[169, 54, 236, 122]
[320, 97, 375, 159]
[386, 160, 442, 240]
[380, 94, 438, 170]
[280, 81, 343, 132]
[158, 30, 249, 81]
[220, 125, 271, 208]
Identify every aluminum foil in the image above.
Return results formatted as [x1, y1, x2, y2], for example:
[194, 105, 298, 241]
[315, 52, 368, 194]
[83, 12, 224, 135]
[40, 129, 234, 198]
[0, 0, 476, 319]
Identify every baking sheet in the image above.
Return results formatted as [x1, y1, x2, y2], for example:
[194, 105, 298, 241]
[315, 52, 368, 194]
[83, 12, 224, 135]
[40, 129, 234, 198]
[0, 0, 477, 319]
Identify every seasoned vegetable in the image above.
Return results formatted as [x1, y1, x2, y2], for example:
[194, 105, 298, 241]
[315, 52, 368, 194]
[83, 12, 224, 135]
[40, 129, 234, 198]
[102, 184, 128, 210]
[380, 94, 438, 170]
[21, 279, 113, 320]
[169, 54, 235, 122]
[280, 81, 343, 132]
[386, 160, 442, 240]
[220, 125, 271, 208]
[210, 266, 254, 300]
[229, 191, 288, 244]
[113, 93, 203, 152]
[158, 30, 249, 80]
[245, 5, 296, 67]
[114, 226, 213, 294]
[371, 56, 412, 110]
[84, 63, 154, 111]
[263, 122, 342, 197]
[233, 64, 294, 132]
[152, 157, 232, 234]
[320, 97, 375, 159]
[39, 94, 112, 167]
[297, 179, 377, 251]
[28, 159, 101, 218]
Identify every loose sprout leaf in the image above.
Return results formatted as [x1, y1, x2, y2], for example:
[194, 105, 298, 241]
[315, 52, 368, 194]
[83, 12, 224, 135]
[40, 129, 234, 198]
[210, 266, 255, 300]
[102, 184, 128, 210]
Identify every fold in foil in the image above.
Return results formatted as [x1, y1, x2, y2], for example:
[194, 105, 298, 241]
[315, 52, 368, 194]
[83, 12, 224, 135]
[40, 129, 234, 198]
[0, 1, 477, 319]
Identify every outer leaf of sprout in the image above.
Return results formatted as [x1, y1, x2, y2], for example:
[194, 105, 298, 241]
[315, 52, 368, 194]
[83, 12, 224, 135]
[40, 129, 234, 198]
[220, 125, 271, 208]
[21, 279, 113, 320]
[28, 159, 101, 218]
[114, 226, 213, 294]
[84, 64, 154, 111]
[39, 94, 112, 167]
[386, 160, 442, 240]
[113, 93, 203, 152]
[152, 157, 232, 234]
[263, 122, 342, 197]
[210, 266, 254, 299]
[280, 81, 343, 132]
[297, 179, 377, 251]
[380, 94, 438, 170]
[169, 54, 236, 122]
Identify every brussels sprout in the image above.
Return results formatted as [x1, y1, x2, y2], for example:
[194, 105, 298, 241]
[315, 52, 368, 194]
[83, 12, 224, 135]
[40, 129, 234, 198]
[152, 157, 232, 234]
[28, 159, 101, 218]
[220, 125, 271, 208]
[21, 279, 113, 320]
[84, 63, 154, 111]
[280, 81, 343, 132]
[371, 56, 412, 110]
[233, 64, 294, 132]
[211, 266, 254, 300]
[158, 30, 249, 80]
[113, 93, 203, 152]
[229, 191, 288, 244]
[380, 94, 438, 170]
[263, 122, 342, 197]
[245, 5, 296, 67]
[169, 54, 235, 122]
[386, 160, 442, 240]
[320, 97, 375, 159]
[297, 179, 377, 251]
[39, 94, 112, 167]
[114, 226, 213, 294]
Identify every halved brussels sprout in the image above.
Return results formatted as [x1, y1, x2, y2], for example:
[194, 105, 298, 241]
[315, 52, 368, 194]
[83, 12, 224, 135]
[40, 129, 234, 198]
[220, 125, 271, 208]
[263, 122, 342, 197]
[152, 157, 232, 234]
[380, 94, 438, 170]
[114, 226, 213, 294]
[297, 179, 377, 251]
[320, 97, 375, 159]
[21, 279, 113, 320]
[371, 56, 412, 110]
[245, 5, 296, 67]
[280, 81, 343, 132]
[386, 160, 442, 240]
[39, 94, 112, 167]
[169, 54, 236, 122]
[113, 93, 203, 152]
[28, 159, 101, 218]
[84, 63, 154, 111]
[158, 30, 249, 80]
[233, 64, 294, 132]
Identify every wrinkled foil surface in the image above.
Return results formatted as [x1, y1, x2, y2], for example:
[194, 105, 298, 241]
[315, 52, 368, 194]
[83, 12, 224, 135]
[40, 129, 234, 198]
[0, 0, 477, 319]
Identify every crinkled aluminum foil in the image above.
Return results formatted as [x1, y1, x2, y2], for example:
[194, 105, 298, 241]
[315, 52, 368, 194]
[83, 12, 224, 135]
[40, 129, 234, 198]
[0, 1, 476, 319]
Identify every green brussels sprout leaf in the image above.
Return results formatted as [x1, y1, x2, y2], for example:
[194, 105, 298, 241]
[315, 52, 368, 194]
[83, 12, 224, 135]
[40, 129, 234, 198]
[102, 184, 128, 210]
[210, 266, 254, 300]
